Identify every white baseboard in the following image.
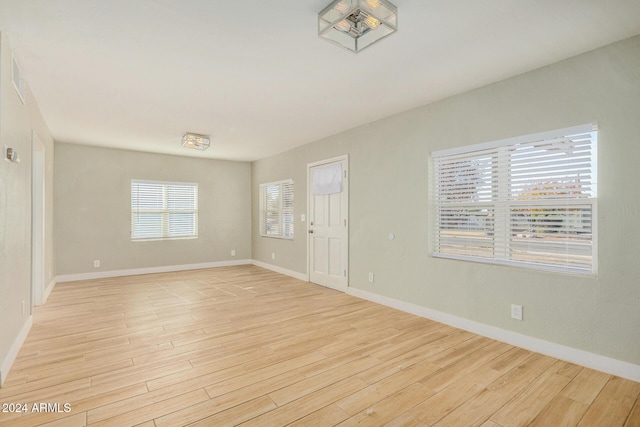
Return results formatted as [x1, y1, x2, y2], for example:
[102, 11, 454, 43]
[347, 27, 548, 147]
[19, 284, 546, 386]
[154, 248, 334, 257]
[0, 316, 33, 387]
[42, 278, 57, 305]
[347, 286, 640, 383]
[251, 260, 307, 282]
[56, 260, 252, 283]
[48, 263, 640, 382]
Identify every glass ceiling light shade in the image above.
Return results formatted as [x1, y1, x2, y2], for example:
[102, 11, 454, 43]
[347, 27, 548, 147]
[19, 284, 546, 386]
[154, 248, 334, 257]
[318, 0, 397, 53]
[181, 132, 210, 151]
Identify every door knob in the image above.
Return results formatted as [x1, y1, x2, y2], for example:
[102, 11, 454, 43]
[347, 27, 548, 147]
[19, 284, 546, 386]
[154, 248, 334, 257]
[309, 229, 314, 234]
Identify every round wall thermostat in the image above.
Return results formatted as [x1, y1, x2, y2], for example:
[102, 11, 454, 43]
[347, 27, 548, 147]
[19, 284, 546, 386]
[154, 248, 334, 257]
[388, 233, 395, 240]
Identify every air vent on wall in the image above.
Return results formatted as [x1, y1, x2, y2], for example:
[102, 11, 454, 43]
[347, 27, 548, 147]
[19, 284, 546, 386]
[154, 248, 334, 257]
[12, 54, 26, 104]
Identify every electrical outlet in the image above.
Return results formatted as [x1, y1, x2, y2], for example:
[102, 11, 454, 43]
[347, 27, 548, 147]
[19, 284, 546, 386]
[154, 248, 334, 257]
[368, 272, 374, 283]
[271, 253, 275, 260]
[511, 304, 523, 321]
[93, 260, 100, 268]
[231, 249, 236, 257]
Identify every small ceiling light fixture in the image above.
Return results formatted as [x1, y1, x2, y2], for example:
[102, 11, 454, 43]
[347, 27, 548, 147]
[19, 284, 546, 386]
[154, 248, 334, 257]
[181, 132, 210, 151]
[318, 0, 397, 53]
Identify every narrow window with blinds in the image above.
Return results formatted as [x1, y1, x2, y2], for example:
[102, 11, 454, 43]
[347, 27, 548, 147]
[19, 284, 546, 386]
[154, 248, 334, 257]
[259, 179, 294, 239]
[431, 124, 597, 275]
[131, 180, 198, 240]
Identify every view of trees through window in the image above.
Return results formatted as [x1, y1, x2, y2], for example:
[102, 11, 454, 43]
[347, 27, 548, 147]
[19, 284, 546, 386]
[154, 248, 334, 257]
[433, 126, 597, 274]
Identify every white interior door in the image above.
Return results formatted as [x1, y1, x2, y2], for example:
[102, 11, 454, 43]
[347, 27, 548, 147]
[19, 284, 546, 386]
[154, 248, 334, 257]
[308, 156, 348, 291]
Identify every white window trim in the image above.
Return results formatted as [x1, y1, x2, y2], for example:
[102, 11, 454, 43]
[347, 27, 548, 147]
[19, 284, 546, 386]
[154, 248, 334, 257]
[131, 179, 198, 241]
[259, 179, 294, 240]
[431, 124, 598, 276]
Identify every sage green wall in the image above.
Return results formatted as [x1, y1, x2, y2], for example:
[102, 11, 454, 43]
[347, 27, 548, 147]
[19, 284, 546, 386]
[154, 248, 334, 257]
[54, 143, 251, 275]
[0, 31, 56, 381]
[252, 35, 640, 365]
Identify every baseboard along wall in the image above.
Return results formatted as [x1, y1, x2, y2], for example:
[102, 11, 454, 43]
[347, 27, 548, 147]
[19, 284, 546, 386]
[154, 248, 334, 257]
[0, 316, 32, 387]
[56, 260, 253, 283]
[347, 286, 640, 384]
[10, 262, 637, 387]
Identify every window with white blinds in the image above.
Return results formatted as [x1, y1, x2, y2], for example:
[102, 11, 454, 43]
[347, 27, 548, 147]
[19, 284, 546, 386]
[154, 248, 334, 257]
[259, 179, 294, 239]
[131, 180, 198, 240]
[431, 124, 597, 275]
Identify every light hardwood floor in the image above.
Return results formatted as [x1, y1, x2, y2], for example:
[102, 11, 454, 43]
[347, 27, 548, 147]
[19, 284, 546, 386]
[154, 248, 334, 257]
[1, 265, 638, 426]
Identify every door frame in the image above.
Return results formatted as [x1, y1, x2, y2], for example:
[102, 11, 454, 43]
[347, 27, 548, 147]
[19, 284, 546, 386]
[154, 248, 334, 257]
[31, 131, 45, 309]
[306, 154, 349, 289]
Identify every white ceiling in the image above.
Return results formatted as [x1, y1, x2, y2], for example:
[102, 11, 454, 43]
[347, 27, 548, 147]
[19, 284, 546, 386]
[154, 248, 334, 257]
[1, 1, 639, 162]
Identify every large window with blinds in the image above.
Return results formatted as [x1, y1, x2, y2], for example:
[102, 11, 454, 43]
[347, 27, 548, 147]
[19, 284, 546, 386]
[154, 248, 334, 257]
[431, 124, 597, 275]
[131, 180, 198, 240]
[259, 179, 294, 239]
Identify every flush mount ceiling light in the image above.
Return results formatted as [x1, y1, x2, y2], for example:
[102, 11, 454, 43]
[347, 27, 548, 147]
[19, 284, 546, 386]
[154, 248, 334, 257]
[181, 132, 210, 151]
[318, 0, 397, 53]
